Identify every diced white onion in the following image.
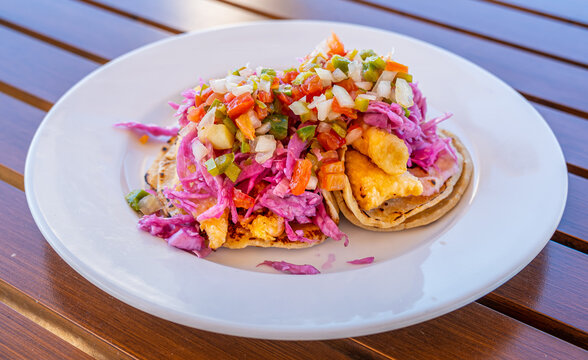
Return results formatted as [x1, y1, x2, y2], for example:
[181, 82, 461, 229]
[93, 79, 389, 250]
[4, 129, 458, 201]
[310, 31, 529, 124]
[259, 79, 271, 93]
[348, 61, 362, 82]
[332, 85, 354, 108]
[331, 68, 347, 82]
[255, 151, 274, 164]
[247, 110, 261, 128]
[210, 79, 228, 94]
[191, 140, 209, 161]
[231, 84, 253, 97]
[316, 99, 333, 121]
[238, 67, 253, 78]
[327, 110, 340, 120]
[179, 121, 197, 137]
[255, 121, 272, 135]
[138, 195, 162, 215]
[345, 127, 363, 145]
[307, 94, 326, 109]
[356, 93, 377, 101]
[317, 122, 332, 133]
[355, 81, 373, 90]
[306, 175, 318, 190]
[378, 70, 397, 82]
[376, 80, 392, 99]
[315, 68, 334, 83]
[289, 101, 310, 115]
[255, 135, 276, 153]
[395, 78, 414, 107]
[197, 106, 216, 132]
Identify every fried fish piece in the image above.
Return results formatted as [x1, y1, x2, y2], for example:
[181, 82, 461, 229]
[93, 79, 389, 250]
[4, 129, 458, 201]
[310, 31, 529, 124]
[352, 127, 408, 175]
[200, 210, 229, 250]
[345, 150, 423, 211]
[247, 213, 285, 241]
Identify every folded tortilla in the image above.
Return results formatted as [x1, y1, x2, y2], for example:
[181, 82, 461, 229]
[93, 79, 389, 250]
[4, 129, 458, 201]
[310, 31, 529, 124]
[332, 130, 472, 231]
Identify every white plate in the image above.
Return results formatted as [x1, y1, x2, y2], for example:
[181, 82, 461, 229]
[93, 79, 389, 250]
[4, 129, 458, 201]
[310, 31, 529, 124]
[25, 20, 567, 340]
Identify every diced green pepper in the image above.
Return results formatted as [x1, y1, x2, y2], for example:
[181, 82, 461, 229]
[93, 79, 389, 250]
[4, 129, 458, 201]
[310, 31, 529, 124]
[261, 68, 277, 76]
[325, 88, 334, 99]
[355, 97, 370, 112]
[276, 84, 293, 96]
[292, 71, 314, 85]
[306, 153, 319, 169]
[345, 49, 358, 60]
[214, 153, 235, 173]
[205, 158, 221, 176]
[331, 55, 351, 74]
[300, 112, 314, 122]
[224, 163, 242, 182]
[396, 72, 413, 83]
[235, 130, 245, 143]
[255, 100, 267, 109]
[331, 122, 347, 138]
[296, 125, 317, 142]
[208, 98, 221, 110]
[266, 114, 289, 140]
[125, 189, 149, 211]
[223, 116, 238, 135]
[403, 107, 411, 117]
[364, 56, 386, 70]
[359, 49, 377, 60]
[362, 62, 382, 82]
[260, 73, 273, 82]
[240, 141, 250, 153]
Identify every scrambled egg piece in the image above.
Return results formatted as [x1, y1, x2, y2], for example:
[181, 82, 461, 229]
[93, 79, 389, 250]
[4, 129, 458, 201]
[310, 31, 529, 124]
[247, 214, 285, 241]
[346, 150, 423, 211]
[352, 127, 409, 175]
[201, 210, 228, 250]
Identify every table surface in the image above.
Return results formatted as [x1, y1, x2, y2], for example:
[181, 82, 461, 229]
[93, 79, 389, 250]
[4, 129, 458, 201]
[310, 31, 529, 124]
[0, 0, 586, 358]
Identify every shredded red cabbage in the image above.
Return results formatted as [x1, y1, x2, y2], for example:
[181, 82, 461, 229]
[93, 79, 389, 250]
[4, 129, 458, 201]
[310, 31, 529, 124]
[167, 227, 207, 251]
[313, 202, 349, 246]
[284, 221, 316, 243]
[363, 83, 454, 170]
[347, 256, 375, 265]
[114, 122, 178, 137]
[257, 190, 321, 223]
[257, 260, 320, 275]
[285, 133, 307, 179]
[137, 214, 195, 238]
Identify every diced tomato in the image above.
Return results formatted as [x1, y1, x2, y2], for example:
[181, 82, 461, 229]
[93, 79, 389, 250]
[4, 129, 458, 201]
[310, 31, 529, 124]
[200, 87, 213, 103]
[254, 104, 269, 120]
[325, 61, 335, 72]
[290, 159, 312, 196]
[327, 32, 345, 56]
[317, 130, 345, 151]
[331, 98, 358, 119]
[224, 92, 236, 103]
[205, 93, 224, 106]
[187, 104, 206, 123]
[301, 75, 323, 98]
[235, 113, 256, 140]
[227, 93, 255, 119]
[257, 90, 273, 103]
[385, 61, 409, 73]
[233, 189, 255, 209]
[320, 161, 344, 174]
[282, 70, 299, 84]
[291, 85, 305, 101]
[318, 172, 346, 191]
[271, 77, 280, 90]
[276, 92, 294, 106]
[335, 79, 357, 93]
[321, 150, 339, 163]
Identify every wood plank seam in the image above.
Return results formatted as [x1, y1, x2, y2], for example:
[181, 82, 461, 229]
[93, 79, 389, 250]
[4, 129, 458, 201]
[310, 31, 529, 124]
[0, 80, 53, 112]
[476, 0, 588, 29]
[343, 0, 588, 70]
[0, 164, 24, 191]
[551, 231, 588, 254]
[73, 0, 184, 34]
[477, 293, 588, 350]
[0, 278, 137, 360]
[0, 17, 108, 65]
[520, 92, 588, 120]
[567, 163, 588, 180]
[348, 338, 398, 360]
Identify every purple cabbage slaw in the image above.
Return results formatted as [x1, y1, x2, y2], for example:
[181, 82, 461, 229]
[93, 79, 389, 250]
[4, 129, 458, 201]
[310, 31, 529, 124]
[257, 260, 320, 275]
[347, 256, 375, 265]
[114, 121, 178, 137]
[363, 83, 455, 170]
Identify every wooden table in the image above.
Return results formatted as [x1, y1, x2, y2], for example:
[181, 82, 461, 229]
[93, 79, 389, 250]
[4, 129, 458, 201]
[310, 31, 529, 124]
[1, 0, 586, 358]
